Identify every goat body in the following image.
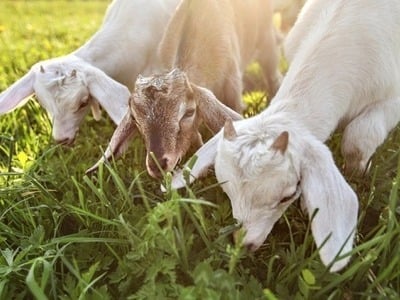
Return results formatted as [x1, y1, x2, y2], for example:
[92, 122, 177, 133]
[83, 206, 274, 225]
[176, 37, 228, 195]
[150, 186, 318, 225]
[171, 0, 400, 271]
[160, 0, 282, 109]
[89, 0, 281, 178]
[0, 0, 179, 143]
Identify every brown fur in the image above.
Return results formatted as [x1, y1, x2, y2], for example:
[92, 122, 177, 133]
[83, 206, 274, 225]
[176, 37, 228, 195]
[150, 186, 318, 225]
[131, 69, 242, 178]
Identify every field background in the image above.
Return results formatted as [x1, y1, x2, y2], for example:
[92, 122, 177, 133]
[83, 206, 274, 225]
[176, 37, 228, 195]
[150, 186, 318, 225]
[0, 1, 399, 299]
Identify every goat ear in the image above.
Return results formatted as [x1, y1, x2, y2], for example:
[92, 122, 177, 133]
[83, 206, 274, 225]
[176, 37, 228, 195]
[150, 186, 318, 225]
[170, 132, 221, 189]
[193, 84, 242, 133]
[271, 131, 289, 153]
[300, 138, 358, 272]
[223, 118, 237, 141]
[86, 111, 138, 174]
[90, 100, 102, 121]
[84, 65, 130, 125]
[0, 69, 35, 114]
[184, 74, 194, 98]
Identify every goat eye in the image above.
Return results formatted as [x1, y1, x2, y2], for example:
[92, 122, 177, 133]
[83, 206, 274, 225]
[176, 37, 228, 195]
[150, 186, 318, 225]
[183, 108, 195, 118]
[78, 99, 89, 110]
[280, 181, 301, 204]
[280, 190, 297, 204]
[280, 195, 293, 204]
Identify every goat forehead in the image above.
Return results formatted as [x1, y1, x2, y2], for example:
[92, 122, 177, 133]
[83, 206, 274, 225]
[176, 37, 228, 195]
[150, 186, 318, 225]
[37, 58, 82, 79]
[133, 84, 191, 124]
[223, 134, 285, 176]
[218, 135, 299, 198]
[134, 94, 181, 123]
[36, 64, 87, 101]
[217, 155, 278, 201]
[135, 70, 187, 96]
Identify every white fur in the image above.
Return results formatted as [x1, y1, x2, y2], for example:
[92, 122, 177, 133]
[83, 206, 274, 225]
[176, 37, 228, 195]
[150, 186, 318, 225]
[0, 0, 179, 143]
[172, 0, 400, 271]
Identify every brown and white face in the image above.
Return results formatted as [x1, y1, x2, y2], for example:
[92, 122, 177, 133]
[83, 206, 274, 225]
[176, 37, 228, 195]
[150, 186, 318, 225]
[131, 69, 199, 178]
[86, 68, 243, 179]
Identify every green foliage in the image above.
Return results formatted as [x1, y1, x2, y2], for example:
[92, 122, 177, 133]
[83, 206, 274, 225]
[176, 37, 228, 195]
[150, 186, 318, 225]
[1, 1, 400, 299]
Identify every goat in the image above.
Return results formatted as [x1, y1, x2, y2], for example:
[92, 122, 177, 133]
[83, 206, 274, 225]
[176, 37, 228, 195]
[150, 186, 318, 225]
[0, 0, 179, 144]
[170, 0, 400, 272]
[87, 0, 282, 178]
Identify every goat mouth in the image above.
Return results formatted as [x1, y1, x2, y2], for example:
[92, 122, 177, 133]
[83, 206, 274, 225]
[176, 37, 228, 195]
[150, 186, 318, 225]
[56, 137, 75, 146]
[170, 156, 182, 172]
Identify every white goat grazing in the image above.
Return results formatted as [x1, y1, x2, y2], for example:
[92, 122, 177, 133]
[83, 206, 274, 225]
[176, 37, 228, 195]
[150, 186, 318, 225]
[87, 0, 281, 178]
[0, 0, 179, 144]
[171, 0, 400, 272]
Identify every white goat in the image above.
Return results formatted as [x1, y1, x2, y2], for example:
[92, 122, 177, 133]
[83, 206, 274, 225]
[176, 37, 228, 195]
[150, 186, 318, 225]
[171, 0, 400, 272]
[0, 0, 179, 144]
[87, 0, 281, 178]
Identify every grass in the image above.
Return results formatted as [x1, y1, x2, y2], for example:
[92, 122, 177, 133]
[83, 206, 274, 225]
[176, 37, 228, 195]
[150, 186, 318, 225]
[0, 1, 399, 299]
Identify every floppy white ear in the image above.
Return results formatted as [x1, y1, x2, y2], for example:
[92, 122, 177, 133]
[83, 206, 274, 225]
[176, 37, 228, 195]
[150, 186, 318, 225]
[170, 131, 221, 189]
[300, 138, 358, 272]
[0, 69, 35, 114]
[193, 85, 243, 133]
[86, 111, 138, 174]
[84, 65, 130, 125]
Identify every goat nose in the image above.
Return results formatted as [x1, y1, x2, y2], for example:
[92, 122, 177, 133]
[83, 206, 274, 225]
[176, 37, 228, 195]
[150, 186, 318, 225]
[244, 242, 258, 252]
[151, 155, 169, 171]
[159, 157, 168, 170]
[148, 157, 169, 179]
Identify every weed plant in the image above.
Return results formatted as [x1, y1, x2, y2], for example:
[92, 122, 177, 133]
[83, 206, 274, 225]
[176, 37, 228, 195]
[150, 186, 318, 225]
[0, 1, 399, 299]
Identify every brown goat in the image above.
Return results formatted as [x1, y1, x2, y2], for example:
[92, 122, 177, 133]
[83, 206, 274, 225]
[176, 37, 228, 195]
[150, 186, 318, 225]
[87, 0, 281, 178]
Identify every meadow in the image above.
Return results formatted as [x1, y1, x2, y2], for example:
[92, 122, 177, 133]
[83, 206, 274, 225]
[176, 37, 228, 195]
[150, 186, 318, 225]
[0, 1, 399, 299]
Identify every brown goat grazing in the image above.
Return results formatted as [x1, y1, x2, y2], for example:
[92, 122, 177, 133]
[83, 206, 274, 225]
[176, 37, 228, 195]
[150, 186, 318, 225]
[87, 0, 281, 178]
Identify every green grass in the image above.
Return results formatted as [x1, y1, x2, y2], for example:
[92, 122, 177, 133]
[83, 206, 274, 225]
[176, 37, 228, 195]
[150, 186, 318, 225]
[1, 1, 399, 299]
